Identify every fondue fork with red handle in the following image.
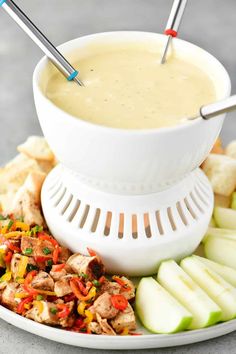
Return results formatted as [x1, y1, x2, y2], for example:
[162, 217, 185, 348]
[0, 0, 83, 86]
[161, 0, 188, 64]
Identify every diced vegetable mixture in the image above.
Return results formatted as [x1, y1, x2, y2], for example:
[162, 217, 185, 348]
[0, 215, 137, 335]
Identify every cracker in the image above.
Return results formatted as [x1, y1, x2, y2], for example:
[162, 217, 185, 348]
[225, 140, 236, 160]
[202, 153, 236, 197]
[0, 154, 40, 194]
[17, 136, 54, 162]
[0, 191, 15, 212]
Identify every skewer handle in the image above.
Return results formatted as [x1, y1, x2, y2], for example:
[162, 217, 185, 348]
[0, 0, 83, 85]
[165, 0, 188, 34]
[200, 95, 236, 120]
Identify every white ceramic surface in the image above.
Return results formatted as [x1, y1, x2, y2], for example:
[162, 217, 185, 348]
[33, 31, 231, 195]
[0, 305, 236, 349]
[42, 166, 213, 275]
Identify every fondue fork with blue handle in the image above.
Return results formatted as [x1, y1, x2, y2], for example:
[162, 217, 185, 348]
[161, 0, 188, 64]
[0, 0, 83, 86]
[189, 95, 236, 121]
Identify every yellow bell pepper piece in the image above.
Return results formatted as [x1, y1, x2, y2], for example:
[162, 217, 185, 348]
[16, 277, 25, 284]
[24, 304, 31, 310]
[14, 221, 30, 232]
[35, 289, 56, 296]
[77, 301, 87, 316]
[87, 286, 96, 300]
[120, 327, 129, 336]
[33, 301, 44, 315]
[4, 231, 27, 239]
[15, 292, 30, 299]
[1, 226, 8, 234]
[84, 310, 93, 324]
[0, 271, 12, 282]
[16, 256, 28, 279]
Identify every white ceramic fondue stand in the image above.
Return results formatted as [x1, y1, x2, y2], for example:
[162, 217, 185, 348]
[33, 32, 231, 276]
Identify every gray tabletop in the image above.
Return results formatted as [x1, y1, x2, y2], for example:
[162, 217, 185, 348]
[0, 0, 236, 353]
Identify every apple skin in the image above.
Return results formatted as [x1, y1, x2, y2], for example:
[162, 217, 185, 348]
[214, 207, 236, 229]
[194, 255, 236, 287]
[204, 235, 236, 270]
[157, 260, 221, 330]
[203, 227, 236, 245]
[181, 256, 236, 322]
[136, 277, 192, 334]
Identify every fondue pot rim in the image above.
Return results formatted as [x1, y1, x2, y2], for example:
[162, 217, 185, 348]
[33, 31, 231, 136]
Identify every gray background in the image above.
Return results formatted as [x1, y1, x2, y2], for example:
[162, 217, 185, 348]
[0, 0, 236, 353]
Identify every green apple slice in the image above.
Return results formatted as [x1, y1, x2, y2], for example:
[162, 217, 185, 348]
[214, 207, 236, 229]
[204, 235, 236, 269]
[157, 260, 221, 329]
[194, 255, 236, 287]
[136, 277, 192, 334]
[203, 227, 236, 244]
[181, 256, 236, 321]
[231, 192, 236, 210]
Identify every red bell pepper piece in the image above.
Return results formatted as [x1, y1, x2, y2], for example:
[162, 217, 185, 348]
[110, 294, 128, 311]
[87, 248, 97, 257]
[53, 263, 66, 272]
[112, 276, 131, 292]
[38, 233, 59, 247]
[5, 240, 21, 253]
[57, 304, 71, 318]
[23, 270, 38, 296]
[16, 296, 34, 314]
[4, 251, 13, 264]
[52, 245, 61, 264]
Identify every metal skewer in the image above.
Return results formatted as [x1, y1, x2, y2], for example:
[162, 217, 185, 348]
[0, 0, 83, 86]
[188, 95, 236, 121]
[161, 0, 188, 64]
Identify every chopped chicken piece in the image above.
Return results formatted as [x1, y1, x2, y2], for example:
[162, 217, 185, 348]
[1, 283, 21, 310]
[11, 187, 44, 226]
[99, 279, 121, 296]
[67, 254, 105, 280]
[54, 275, 74, 297]
[26, 301, 59, 326]
[31, 271, 54, 291]
[119, 276, 135, 300]
[96, 313, 116, 335]
[26, 300, 74, 328]
[88, 321, 102, 334]
[90, 292, 119, 319]
[58, 247, 72, 263]
[111, 303, 136, 332]
[50, 266, 67, 282]
[21, 237, 54, 258]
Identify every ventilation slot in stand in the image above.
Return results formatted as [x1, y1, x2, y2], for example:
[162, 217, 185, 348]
[104, 212, 112, 236]
[184, 197, 197, 220]
[167, 207, 177, 231]
[155, 211, 164, 235]
[132, 215, 138, 239]
[91, 208, 101, 233]
[176, 202, 188, 226]
[118, 213, 124, 239]
[80, 205, 90, 229]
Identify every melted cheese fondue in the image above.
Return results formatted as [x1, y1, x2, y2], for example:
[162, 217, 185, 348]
[46, 47, 216, 129]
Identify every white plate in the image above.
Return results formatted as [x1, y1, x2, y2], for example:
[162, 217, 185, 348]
[1, 305, 236, 350]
